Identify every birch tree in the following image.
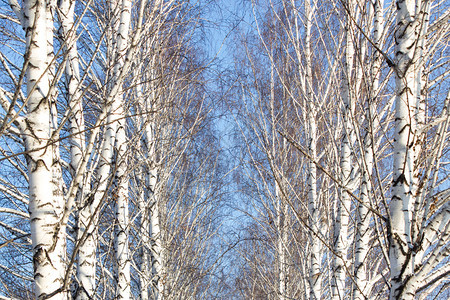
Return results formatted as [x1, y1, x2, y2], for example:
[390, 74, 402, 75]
[0, 1, 67, 298]
[388, 0, 449, 298]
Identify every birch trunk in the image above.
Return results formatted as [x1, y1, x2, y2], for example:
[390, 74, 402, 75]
[274, 175, 289, 299]
[390, 0, 424, 298]
[139, 174, 150, 300]
[113, 0, 132, 298]
[352, 1, 383, 298]
[48, 1, 68, 297]
[144, 17, 167, 300]
[147, 118, 164, 300]
[142, 43, 165, 300]
[114, 109, 131, 299]
[149, 163, 164, 300]
[23, 0, 65, 298]
[58, 0, 93, 298]
[78, 111, 115, 299]
[276, 182, 287, 300]
[333, 1, 355, 297]
[267, 44, 287, 299]
[307, 113, 321, 300]
[304, 1, 321, 299]
[137, 77, 151, 300]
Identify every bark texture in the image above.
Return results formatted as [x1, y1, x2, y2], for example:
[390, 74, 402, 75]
[24, 0, 65, 298]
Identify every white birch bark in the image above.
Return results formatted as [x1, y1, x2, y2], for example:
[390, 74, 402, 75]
[136, 75, 151, 300]
[58, 0, 86, 185]
[276, 181, 287, 300]
[114, 117, 131, 299]
[146, 101, 164, 299]
[410, 0, 429, 252]
[333, 1, 355, 298]
[307, 146, 321, 300]
[146, 124, 164, 300]
[142, 28, 165, 300]
[22, 0, 65, 298]
[390, 0, 423, 298]
[269, 56, 287, 299]
[65, 0, 136, 297]
[352, 1, 383, 298]
[77, 115, 115, 299]
[113, 0, 132, 298]
[304, 2, 321, 299]
[68, 0, 145, 296]
[57, 1, 92, 298]
[48, 1, 68, 297]
[139, 172, 151, 300]
[59, 0, 95, 296]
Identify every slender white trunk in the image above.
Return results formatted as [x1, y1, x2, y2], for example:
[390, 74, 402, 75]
[304, 1, 321, 299]
[146, 117, 164, 299]
[48, 1, 68, 297]
[149, 164, 164, 300]
[277, 203, 286, 299]
[140, 48, 165, 300]
[146, 135, 164, 300]
[352, 1, 383, 298]
[276, 181, 288, 300]
[410, 0, 429, 249]
[23, 0, 65, 298]
[352, 102, 373, 299]
[113, 0, 131, 298]
[114, 115, 131, 299]
[333, 1, 355, 297]
[268, 49, 287, 299]
[77, 116, 115, 300]
[76, 0, 135, 297]
[59, 0, 85, 174]
[307, 139, 321, 300]
[58, 1, 93, 298]
[136, 77, 151, 300]
[390, 0, 424, 298]
[139, 175, 150, 300]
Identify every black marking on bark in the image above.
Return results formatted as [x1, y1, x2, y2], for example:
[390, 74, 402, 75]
[24, 118, 39, 140]
[32, 159, 49, 172]
[406, 40, 416, 50]
[393, 233, 408, 253]
[396, 50, 404, 58]
[45, 247, 55, 268]
[398, 123, 411, 134]
[33, 246, 46, 270]
[31, 216, 42, 222]
[30, 95, 49, 114]
[413, 233, 424, 253]
[397, 25, 407, 40]
[393, 173, 407, 186]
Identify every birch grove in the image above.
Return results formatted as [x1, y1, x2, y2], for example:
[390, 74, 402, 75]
[0, 0, 448, 299]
